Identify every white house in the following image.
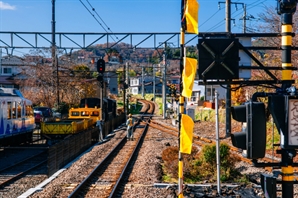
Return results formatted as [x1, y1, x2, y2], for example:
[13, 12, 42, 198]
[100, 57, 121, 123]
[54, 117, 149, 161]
[189, 80, 226, 103]
[129, 76, 163, 95]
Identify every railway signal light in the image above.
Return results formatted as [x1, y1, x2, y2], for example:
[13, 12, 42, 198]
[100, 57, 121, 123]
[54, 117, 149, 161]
[269, 94, 298, 149]
[230, 101, 267, 159]
[97, 59, 105, 73]
[277, 0, 297, 14]
[169, 84, 177, 97]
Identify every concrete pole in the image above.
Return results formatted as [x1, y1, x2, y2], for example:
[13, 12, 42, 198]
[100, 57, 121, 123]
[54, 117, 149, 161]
[142, 66, 144, 98]
[153, 65, 156, 101]
[225, 0, 231, 138]
[0, 48, 2, 75]
[243, 4, 247, 33]
[123, 63, 126, 117]
[52, 0, 59, 107]
[162, 43, 167, 119]
[126, 62, 129, 114]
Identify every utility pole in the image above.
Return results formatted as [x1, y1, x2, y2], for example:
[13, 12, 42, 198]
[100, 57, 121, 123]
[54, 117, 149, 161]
[225, 0, 231, 32]
[153, 65, 156, 101]
[124, 63, 127, 116]
[142, 65, 144, 98]
[52, 0, 59, 107]
[226, 0, 231, 138]
[162, 42, 167, 119]
[218, 0, 232, 137]
[0, 48, 2, 76]
[220, 0, 250, 137]
[126, 62, 129, 114]
[243, 4, 247, 33]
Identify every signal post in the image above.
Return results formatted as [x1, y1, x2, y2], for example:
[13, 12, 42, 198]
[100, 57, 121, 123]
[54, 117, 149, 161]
[96, 58, 105, 141]
[197, 1, 298, 197]
[230, 1, 298, 197]
[276, 1, 297, 197]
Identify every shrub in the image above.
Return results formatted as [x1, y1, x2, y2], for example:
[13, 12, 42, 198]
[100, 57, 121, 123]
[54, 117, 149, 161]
[161, 146, 199, 182]
[196, 143, 241, 182]
[161, 143, 242, 183]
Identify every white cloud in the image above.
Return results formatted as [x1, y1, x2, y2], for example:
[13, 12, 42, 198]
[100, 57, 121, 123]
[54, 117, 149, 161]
[0, 1, 16, 10]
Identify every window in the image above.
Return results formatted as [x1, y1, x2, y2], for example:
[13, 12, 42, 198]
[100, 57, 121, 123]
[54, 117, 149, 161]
[92, 111, 99, 116]
[132, 88, 138, 94]
[26, 106, 34, 117]
[0, 85, 14, 88]
[81, 111, 89, 116]
[7, 102, 11, 119]
[71, 111, 79, 116]
[207, 88, 215, 96]
[3, 67, 12, 74]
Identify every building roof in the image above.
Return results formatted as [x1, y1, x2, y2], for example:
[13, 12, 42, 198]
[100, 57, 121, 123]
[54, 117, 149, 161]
[0, 76, 14, 84]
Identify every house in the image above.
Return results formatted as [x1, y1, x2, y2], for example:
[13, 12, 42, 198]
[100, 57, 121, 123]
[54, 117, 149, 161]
[190, 80, 226, 104]
[129, 76, 163, 95]
[0, 56, 26, 88]
[103, 71, 118, 95]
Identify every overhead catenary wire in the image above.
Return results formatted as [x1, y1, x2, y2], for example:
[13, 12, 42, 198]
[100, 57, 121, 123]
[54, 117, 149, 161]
[204, 0, 268, 32]
[85, 0, 118, 40]
[79, 0, 117, 43]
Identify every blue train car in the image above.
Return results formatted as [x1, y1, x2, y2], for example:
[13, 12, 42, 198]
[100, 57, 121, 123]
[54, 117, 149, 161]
[0, 88, 35, 146]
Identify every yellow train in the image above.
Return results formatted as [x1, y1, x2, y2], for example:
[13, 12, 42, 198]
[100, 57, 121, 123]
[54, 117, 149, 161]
[40, 97, 117, 140]
[68, 105, 101, 124]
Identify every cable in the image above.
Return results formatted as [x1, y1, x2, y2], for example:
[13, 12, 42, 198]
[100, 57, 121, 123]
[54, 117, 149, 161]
[79, 0, 117, 43]
[1, 49, 29, 57]
[85, 0, 118, 40]
[199, 9, 221, 28]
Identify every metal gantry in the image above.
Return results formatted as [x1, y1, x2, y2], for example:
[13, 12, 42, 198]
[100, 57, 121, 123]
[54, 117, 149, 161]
[0, 32, 200, 55]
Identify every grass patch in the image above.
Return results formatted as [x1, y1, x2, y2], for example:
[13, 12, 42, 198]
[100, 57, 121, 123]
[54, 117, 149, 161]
[195, 107, 226, 123]
[129, 103, 142, 114]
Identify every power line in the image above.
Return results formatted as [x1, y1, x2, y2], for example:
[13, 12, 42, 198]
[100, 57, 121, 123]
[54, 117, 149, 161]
[199, 9, 222, 28]
[204, 0, 268, 32]
[85, 0, 118, 40]
[79, 0, 117, 42]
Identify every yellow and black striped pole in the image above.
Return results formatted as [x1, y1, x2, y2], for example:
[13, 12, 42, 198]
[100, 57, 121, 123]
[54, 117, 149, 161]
[281, 20, 293, 82]
[279, 3, 296, 197]
[281, 19, 294, 198]
[178, 1, 186, 197]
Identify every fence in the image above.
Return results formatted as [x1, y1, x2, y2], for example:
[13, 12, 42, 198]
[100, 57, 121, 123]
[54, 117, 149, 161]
[47, 113, 126, 176]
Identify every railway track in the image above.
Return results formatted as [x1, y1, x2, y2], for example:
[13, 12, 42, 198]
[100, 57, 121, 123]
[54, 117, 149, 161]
[0, 150, 48, 189]
[19, 99, 268, 197]
[65, 99, 155, 197]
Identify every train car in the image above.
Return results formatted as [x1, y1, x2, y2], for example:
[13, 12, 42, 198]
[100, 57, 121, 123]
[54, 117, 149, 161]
[68, 106, 101, 125]
[40, 98, 101, 140]
[79, 98, 100, 108]
[79, 97, 116, 121]
[40, 97, 117, 141]
[40, 118, 93, 139]
[0, 88, 35, 146]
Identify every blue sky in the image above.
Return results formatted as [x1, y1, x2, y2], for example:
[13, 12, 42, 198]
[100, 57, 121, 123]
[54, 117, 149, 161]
[0, 0, 276, 56]
[0, 0, 275, 32]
